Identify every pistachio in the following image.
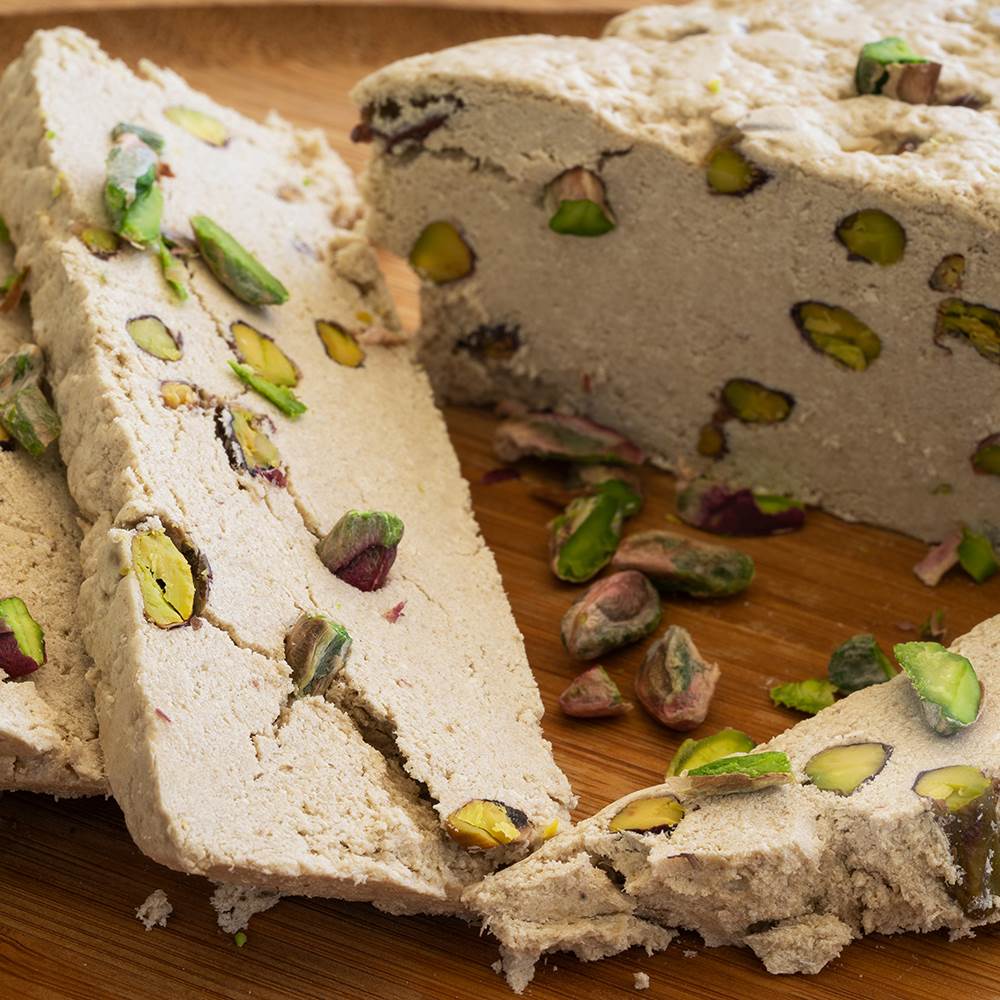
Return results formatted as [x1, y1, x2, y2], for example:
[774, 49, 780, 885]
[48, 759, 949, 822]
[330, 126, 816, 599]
[682, 751, 793, 797]
[164, 106, 229, 147]
[408, 221, 475, 284]
[156, 239, 188, 301]
[676, 478, 805, 536]
[919, 608, 947, 643]
[913, 530, 961, 587]
[0, 384, 61, 457]
[972, 434, 1000, 476]
[160, 381, 199, 409]
[835, 209, 906, 265]
[284, 612, 351, 698]
[561, 571, 661, 660]
[525, 463, 643, 514]
[191, 215, 288, 307]
[494, 412, 644, 465]
[855, 37, 940, 103]
[827, 634, 895, 693]
[445, 799, 531, 851]
[608, 795, 684, 834]
[316, 510, 404, 592]
[895, 641, 982, 736]
[706, 139, 769, 196]
[791, 301, 881, 371]
[636, 625, 720, 731]
[131, 529, 197, 628]
[805, 743, 891, 796]
[770, 678, 837, 715]
[110, 122, 166, 154]
[105, 132, 163, 247]
[611, 530, 754, 598]
[126, 315, 182, 362]
[665, 728, 755, 778]
[0, 597, 45, 678]
[77, 226, 121, 259]
[228, 362, 306, 418]
[215, 406, 285, 487]
[316, 320, 365, 368]
[720, 378, 793, 423]
[958, 527, 998, 583]
[454, 323, 521, 361]
[559, 665, 632, 718]
[696, 422, 727, 458]
[546, 167, 616, 237]
[930, 254, 966, 292]
[0, 269, 28, 315]
[548, 489, 626, 583]
[0, 343, 43, 394]
[231, 321, 298, 386]
[935, 298, 1000, 364]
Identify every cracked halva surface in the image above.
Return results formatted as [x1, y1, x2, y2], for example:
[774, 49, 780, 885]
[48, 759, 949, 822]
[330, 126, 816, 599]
[466, 615, 1000, 991]
[0, 238, 103, 796]
[0, 28, 572, 907]
[353, 0, 1000, 542]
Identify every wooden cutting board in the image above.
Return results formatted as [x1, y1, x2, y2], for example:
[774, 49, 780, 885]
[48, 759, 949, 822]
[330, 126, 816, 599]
[1, 5, 999, 998]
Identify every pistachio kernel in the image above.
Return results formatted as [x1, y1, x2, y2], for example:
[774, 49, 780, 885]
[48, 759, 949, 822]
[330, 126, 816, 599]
[721, 378, 794, 423]
[77, 226, 121, 259]
[835, 209, 906, 265]
[791, 302, 882, 371]
[445, 800, 531, 851]
[126, 315, 182, 361]
[0, 269, 28, 315]
[770, 677, 837, 714]
[165, 106, 229, 147]
[104, 133, 163, 248]
[706, 140, 769, 196]
[827, 634, 895, 693]
[494, 412, 645, 465]
[228, 362, 306, 419]
[408, 221, 475, 284]
[930, 254, 966, 292]
[160, 381, 199, 409]
[676, 478, 805, 536]
[696, 422, 727, 458]
[216, 406, 285, 487]
[666, 728, 755, 778]
[546, 167, 616, 237]
[110, 122, 166, 154]
[608, 795, 684, 835]
[935, 298, 1000, 364]
[636, 625, 720, 731]
[805, 743, 892, 795]
[191, 215, 288, 307]
[284, 612, 351, 698]
[0, 596, 46, 678]
[559, 665, 632, 718]
[316, 320, 365, 368]
[895, 641, 982, 736]
[454, 323, 521, 361]
[0, 384, 61, 457]
[316, 511, 404, 592]
[855, 37, 940, 103]
[131, 529, 197, 629]
[231, 321, 298, 386]
[958, 527, 999, 584]
[682, 751, 793, 797]
[972, 434, 1000, 476]
[548, 490, 626, 583]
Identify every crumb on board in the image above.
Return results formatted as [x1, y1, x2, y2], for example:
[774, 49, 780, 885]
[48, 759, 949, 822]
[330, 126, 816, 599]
[491, 960, 503, 975]
[683, 949, 698, 958]
[135, 889, 172, 930]
[210, 883, 282, 933]
[633, 971, 650, 990]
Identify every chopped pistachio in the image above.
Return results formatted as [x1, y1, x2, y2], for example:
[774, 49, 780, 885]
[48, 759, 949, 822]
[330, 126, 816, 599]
[228, 361, 306, 418]
[696, 422, 727, 458]
[548, 489, 626, 583]
[930, 254, 966, 292]
[131, 529, 196, 628]
[126, 315, 182, 362]
[0, 384, 61, 457]
[494, 412, 644, 465]
[676, 478, 805, 536]
[155, 239, 188, 301]
[78, 226, 121, 259]
[791, 301, 881, 371]
[111, 122, 166, 154]
[445, 800, 530, 851]
[682, 751, 793, 797]
[608, 795, 684, 834]
[706, 140, 769, 195]
[827, 634, 895, 693]
[165, 106, 229, 147]
[191, 215, 288, 307]
[835, 209, 906, 265]
[958, 527, 998, 583]
[855, 37, 940, 103]
[284, 612, 351, 698]
[216, 406, 284, 486]
[913, 529, 961, 587]
[316, 510, 404, 591]
[972, 434, 1000, 476]
[546, 167, 616, 237]
[231, 321, 297, 386]
[408, 221, 475, 284]
[560, 570, 661, 660]
[721, 378, 793, 423]
[935, 298, 1000, 364]
[316, 320, 365, 368]
[895, 641, 982, 736]
[559, 665, 632, 718]
[0, 596, 45, 677]
[666, 728, 755, 778]
[160, 381, 199, 409]
[805, 743, 891, 795]
[0, 269, 28, 315]
[105, 133, 163, 247]
[770, 677, 837, 715]
[636, 625, 720, 731]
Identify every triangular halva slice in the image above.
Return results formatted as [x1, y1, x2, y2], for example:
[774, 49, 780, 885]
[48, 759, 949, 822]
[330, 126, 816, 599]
[468, 615, 1000, 990]
[0, 238, 103, 795]
[0, 29, 572, 909]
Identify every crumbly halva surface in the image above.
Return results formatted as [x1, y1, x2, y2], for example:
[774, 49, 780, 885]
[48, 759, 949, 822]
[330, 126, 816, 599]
[467, 615, 1000, 991]
[354, 0, 1000, 542]
[0, 29, 572, 906]
[0, 239, 103, 796]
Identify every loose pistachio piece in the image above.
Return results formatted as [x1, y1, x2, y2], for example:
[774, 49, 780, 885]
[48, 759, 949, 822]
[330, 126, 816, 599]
[316, 320, 365, 368]
[105, 133, 163, 247]
[111, 122, 166, 154]
[835, 209, 906, 265]
[697, 422, 727, 458]
[548, 489, 626, 583]
[160, 381, 199, 409]
[559, 665, 632, 718]
[445, 799, 530, 851]
[316, 510, 404, 592]
[612, 529, 754, 598]
[919, 608, 947, 643]
[525, 463, 643, 514]
[930, 254, 965, 292]
[958, 527, 999, 583]
[935, 298, 1000, 364]
[706, 141, 769, 196]
[855, 37, 940, 103]
[0, 384, 61, 457]
[216, 406, 285, 486]
[915, 766, 1000, 915]
[770, 678, 837, 715]
[165, 106, 229, 147]
[972, 434, 1000, 475]
[156, 239, 188, 301]
[228, 362, 306, 418]
[791, 301, 881, 371]
[895, 641, 982, 736]
[408, 221, 475, 284]
[636, 625, 720, 731]
[721, 378, 793, 423]
[608, 795, 684, 834]
[284, 612, 351, 698]
[676, 478, 805, 536]
[665, 728, 755, 778]
[561, 570, 661, 660]
[494, 412, 644, 465]
[0, 269, 27, 315]
[231, 321, 297, 386]
[546, 167, 615, 237]
[827, 634, 895, 693]
[455, 323, 521, 361]
[191, 215, 288, 307]
[0, 597, 45, 677]
[913, 529, 962, 587]
[683, 751, 793, 797]
[126, 315, 182, 362]
[805, 743, 891, 796]
[78, 226, 121, 259]
[131, 530, 196, 628]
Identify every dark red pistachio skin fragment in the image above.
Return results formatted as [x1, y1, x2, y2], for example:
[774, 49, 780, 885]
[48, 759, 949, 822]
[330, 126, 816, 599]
[316, 511, 405, 592]
[559, 665, 632, 718]
[676, 479, 805, 537]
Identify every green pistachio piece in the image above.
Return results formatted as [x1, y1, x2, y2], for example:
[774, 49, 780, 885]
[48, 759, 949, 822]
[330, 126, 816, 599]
[855, 38, 940, 103]
[721, 378, 794, 423]
[155, 239, 188, 301]
[0, 596, 45, 677]
[316, 510, 404, 591]
[608, 795, 684, 835]
[706, 142, 769, 195]
[228, 361, 306, 418]
[548, 489, 625, 583]
[126, 315, 182, 362]
[316, 320, 365, 368]
[935, 298, 1000, 364]
[191, 215, 288, 306]
[791, 302, 882, 371]
[958, 527, 999, 583]
[165, 106, 229, 147]
[78, 226, 121, 259]
[445, 799, 531, 851]
[972, 435, 1000, 476]
[494, 412, 645, 465]
[665, 728, 755, 778]
[835, 209, 906, 265]
[770, 677, 837, 715]
[930, 254, 965, 292]
[546, 167, 615, 237]
[216, 406, 285, 486]
[111, 122, 166, 154]
[827, 634, 895, 693]
[805, 743, 891, 796]
[105, 134, 163, 247]
[0, 269, 28, 315]
[0, 384, 61, 456]
[408, 221, 475, 284]
[560, 570, 662, 660]
[682, 751, 793, 797]
[895, 641, 982, 736]
[284, 612, 351, 698]
[131, 529, 196, 628]
[231, 321, 297, 386]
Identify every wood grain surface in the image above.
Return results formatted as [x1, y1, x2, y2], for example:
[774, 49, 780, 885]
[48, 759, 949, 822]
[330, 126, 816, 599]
[1, 5, 999, 999]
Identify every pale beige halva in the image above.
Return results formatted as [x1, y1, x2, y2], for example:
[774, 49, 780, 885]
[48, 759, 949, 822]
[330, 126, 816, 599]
[0, 29, 572, 908]
[353, 0, 1000, 542]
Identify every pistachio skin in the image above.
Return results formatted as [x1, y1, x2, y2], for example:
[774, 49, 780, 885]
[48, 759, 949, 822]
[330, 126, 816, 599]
[676, 478, 804, 536]
[494, 412, 645, 466]
[191, 215, 288, 306]
[546, 167, 616, 236]
[0, 345, 61, 456]
[284, 613, 352, 698]
[913, 530, 962, 587]
[827, 634, 895, 693]
[316, 511, 404, 592]
[561, 571, 661, 661]
[559, 666, 632, 718]
[0, 597, 45, 678]
[636, 625, 720, 731]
